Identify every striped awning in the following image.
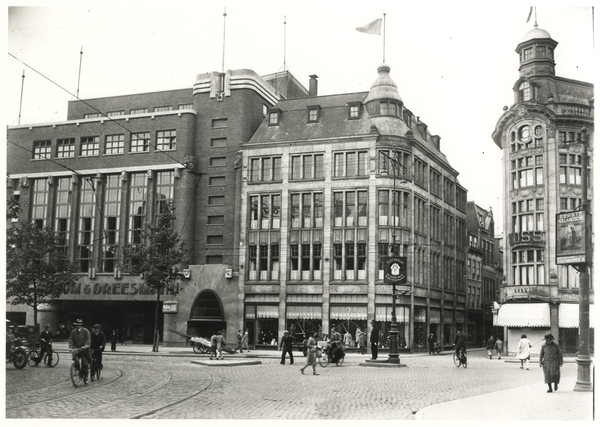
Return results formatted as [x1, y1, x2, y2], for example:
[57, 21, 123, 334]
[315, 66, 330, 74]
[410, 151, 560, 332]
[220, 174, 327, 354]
[496, 303, 550, 327]
[256, 305, 279, 319]
[330, 305, 367, 320]
[286, 305, 321, 320]
[559, 304, 595, 328]
[376, 306, 409, 322]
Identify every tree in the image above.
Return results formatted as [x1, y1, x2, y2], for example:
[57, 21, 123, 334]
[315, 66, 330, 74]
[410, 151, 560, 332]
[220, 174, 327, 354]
[121, 201, 187, 352]
[6, 222, 79, 335]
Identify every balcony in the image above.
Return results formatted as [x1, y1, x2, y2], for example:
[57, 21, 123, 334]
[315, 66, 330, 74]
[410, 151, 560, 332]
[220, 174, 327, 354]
[547, 103, 593, 118]
[500, 284, 558, 302]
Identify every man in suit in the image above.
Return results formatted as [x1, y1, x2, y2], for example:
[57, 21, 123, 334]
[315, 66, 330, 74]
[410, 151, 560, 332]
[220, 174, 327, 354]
[35, 324, 54, 366]
[68, 319, 91, 377]
[90, 324, 106, 368]
[454, 328, 467, 359]
[370, 320, 380, 360]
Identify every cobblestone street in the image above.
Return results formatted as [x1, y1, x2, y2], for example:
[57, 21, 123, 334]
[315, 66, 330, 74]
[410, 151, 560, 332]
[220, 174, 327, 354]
[5, 349, 582, 419]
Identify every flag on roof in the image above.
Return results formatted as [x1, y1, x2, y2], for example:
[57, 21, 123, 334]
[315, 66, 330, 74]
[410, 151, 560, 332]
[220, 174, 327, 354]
[356, 18, 382, 35]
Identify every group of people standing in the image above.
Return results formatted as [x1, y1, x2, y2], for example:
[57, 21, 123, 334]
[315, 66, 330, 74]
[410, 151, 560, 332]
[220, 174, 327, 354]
[486, 335, 504, 360]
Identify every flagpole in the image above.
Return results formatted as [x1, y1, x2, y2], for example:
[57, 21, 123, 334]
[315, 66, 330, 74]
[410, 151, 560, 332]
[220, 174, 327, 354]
[18, 70, 25, 125]
[534, 6, 537, 26]
[222, 7, 227, 78]
[284, 16, 287, 72]
[383, 13, 386, 63]
[76, 47, 83, 99]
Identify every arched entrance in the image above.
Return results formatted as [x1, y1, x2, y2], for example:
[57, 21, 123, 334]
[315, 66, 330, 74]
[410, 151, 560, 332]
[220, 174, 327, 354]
[187, 291, 226, 339]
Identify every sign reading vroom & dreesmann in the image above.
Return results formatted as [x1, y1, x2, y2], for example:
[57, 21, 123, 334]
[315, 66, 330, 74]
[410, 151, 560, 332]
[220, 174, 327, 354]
[61, 281, 180, 300]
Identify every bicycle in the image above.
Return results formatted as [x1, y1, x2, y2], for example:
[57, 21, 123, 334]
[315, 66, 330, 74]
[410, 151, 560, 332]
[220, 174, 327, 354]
[318, 341, 345, 368]
[27, 343, 59, 367]
[453, 347, 468, 368]
[90, 349, 102, 382]
[70, 348, 90, 388]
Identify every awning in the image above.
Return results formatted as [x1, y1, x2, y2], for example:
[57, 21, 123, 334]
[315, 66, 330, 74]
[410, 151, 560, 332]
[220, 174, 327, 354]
[330, 305, 367, 320]
[256, 305, 279, 319]
[496, 303, 550, 327]
[286, 305, 321, 320]
[559, 304, 595, 328]
[376, 306, 409, 322]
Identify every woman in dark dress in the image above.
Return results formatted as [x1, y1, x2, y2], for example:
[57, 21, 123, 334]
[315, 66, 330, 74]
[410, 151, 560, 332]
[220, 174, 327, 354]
[539, 333, 563, 392]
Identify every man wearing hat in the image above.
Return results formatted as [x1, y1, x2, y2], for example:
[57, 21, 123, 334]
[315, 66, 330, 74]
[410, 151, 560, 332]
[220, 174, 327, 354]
[539, 333, 563, 393]
[68, 319, 91, 377]
[35, 324, 55, 367]
[90, 324, 107, 369]
[279, 330, 295, 365]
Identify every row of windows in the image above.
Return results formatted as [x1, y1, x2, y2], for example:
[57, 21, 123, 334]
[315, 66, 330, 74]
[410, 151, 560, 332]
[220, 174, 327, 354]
[82, 104, 194, 119]
[32, 130, 177, 159]
[520, 46, 554, 63]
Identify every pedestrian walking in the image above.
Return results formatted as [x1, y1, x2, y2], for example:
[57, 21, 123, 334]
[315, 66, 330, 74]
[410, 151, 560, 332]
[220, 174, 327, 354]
[90, 324, 106, 368]
[486, 335, 495, 360]
[110, 329, 118, 352]
[241, 329, 250, 352]
[280, 330, 295, 365]
[359, 331, 367, 354]
[370, 320, 380, 360]
[428, 333, 436, 355]
[355, 328, 361, 348]
[495, 336, 503, 359]
[212, 330, 224, 360]
[300, 331, 319, 375]
[540, 333, 563, 392]
[235, 329, 243, 353]
[515, 333, 532, 370]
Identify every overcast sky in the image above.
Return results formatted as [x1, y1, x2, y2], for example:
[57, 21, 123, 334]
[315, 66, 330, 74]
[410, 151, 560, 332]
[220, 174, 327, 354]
[4, 1, 596, 235]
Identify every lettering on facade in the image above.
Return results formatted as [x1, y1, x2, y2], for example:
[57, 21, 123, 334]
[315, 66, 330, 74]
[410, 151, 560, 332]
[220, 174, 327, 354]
[63, 282, 180, 296]
[509, 230, 545, 246]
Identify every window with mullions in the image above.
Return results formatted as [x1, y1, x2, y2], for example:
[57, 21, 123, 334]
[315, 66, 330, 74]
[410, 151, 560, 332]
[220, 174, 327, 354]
[430, 168, 442, 197]
[379, 150, 410, 179]
[81, 136, 99, 156]
[155, 171, 174, 215]
[131, 132, 150, 153]
[102, 175, 122, 273]
[107, 111, 124, 117]
[247, 228, 280, 281]
[178, 104, 194, 110]
[511, 155, 543, 189]
[512, 249, 545, 285]
[377, 189, 410, 228]
[413, 157, 427, 188]
[131, 108, 148, 115]
[443, 177, 455, 205]
[349, 103, 360, 119]
[33, 140, 51, 160]
[523, 48, 532, 61]
[290, 192, 323, 229]
[291, 154, 323, 180]
[518, 82, 532, 102]
[77, 178, 96, 273]
[332, 190, 368, 281]
[56, 138, 75, 158]
[128, 172, 147, 245]
[31, 178, 49, 228]
[55, 177, 72, 256]
[249, 156, 282, 182]
[333, 151, 368, 178]
[559, 197, 582, 212]
[559, 153, 587, 186]
[430, 205, 441, 241]
[154, 106, 173, 112]
[249, 194, 281, 230]
[535, 46, 546, 58]
[105, 134, 124, 155]
[512, 198, 545, 232]
[156, 130, 176, 150]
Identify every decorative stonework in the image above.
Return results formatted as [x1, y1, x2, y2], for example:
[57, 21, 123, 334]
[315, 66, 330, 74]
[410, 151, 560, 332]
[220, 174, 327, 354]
[547, 128, 556, 138]
[234, 151, 243, 169]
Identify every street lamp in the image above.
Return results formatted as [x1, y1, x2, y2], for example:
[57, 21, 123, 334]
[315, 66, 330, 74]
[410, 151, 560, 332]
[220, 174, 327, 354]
[380, 149, 408, 364]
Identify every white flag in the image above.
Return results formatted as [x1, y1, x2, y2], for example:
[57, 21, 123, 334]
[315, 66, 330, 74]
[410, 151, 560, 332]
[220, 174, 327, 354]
[356, 18, 382, 35]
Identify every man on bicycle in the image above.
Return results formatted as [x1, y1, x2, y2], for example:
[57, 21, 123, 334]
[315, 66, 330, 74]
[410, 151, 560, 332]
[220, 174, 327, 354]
[90, 324, 106, 369]
[454, 328, 467, 359]
[35, 324, 54, 366]
[68, 319, 91, 378]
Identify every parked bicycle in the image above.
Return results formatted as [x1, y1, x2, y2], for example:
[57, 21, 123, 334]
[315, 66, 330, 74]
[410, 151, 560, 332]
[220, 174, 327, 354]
[6, 338, 28, 370]
[27, 342, 59, 367]
[70, 348, 90, 388]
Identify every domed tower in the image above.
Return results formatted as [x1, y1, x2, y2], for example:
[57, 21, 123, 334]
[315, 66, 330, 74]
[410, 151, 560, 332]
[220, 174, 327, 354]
[515, 25, 558, 79]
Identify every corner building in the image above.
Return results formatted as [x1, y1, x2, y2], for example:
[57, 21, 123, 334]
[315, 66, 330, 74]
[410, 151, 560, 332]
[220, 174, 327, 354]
[492, 25, 594, 354]
[240, 64, 468, 351]
[6, 69, 308, 344]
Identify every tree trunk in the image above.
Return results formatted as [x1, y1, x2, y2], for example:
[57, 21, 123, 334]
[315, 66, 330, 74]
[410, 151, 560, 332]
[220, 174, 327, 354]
[153, 290, 161, 352]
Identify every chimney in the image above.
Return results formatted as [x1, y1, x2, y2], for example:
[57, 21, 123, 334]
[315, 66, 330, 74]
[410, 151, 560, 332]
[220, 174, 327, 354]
[431, 135, 441, 150]
[309, 74, 318, 97]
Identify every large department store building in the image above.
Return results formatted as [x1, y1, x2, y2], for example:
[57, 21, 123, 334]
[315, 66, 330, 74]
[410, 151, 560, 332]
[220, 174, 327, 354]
[492, 24, 594, 354]
[7, 63, 470, 351]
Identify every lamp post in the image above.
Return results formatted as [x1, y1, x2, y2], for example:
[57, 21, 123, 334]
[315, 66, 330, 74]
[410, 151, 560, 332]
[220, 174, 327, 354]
[380, 150, 408, 365]
[574, 127, 592, 392]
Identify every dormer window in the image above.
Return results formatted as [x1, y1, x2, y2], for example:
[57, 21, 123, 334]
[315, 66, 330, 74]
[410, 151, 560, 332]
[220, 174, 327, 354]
[268, 108, 282, 126]
[522, 47, 533, 61]
[307, 106, 321, 123]
[348, 102, 361, 119]
[518, 82, 532, 102]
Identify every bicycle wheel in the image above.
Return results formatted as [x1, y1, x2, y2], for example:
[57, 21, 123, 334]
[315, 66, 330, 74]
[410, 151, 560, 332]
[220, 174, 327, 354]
[453, 353, 461, 367]
[193, 345, 201, 354]
[96, 362, 102, 380]
[83, 365, 89, 384]
[27, 350, 40, 367]
[44, 351, 59, 367]
[318, 352, 329, 368]
[12, 349, 28, 369]
[335, 357, 344, 367]
[71, 363, 82, 388]
[462, 354, 468, 369]
[90, 359, 95, 382]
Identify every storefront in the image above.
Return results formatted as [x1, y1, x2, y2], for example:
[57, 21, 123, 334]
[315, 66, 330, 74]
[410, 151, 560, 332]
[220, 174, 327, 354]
[245, 294, 279, 346]
[559, 303, 595, 353]
[329, 294, 368, 348]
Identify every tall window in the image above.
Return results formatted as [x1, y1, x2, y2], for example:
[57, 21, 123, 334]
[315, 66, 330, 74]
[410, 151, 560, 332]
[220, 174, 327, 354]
[288, 191, 324, 281]
[379, 150, 410, 179]
[430, 168, 442, 196]
[105, 134, 124, 155]
[128, 173, 147, 244]
[512, 198, 544, 233]
[511, 155, 543, 189]
[81, 136, 99, 156]
[156, 130, 176, 150]
[519, 82, 532, 102]
[512, 249, 544, 285]
[247, 193, 281, 281]
[559, 153, 584, 185]
[249, 156, 282, 182]
[333, 190, 368, 281]
[291, 154, 323, 180]
[413, 157, 427, 188]
[131, 132, 150, 153]
[31, 178, 49, 228]
[155, 171, 174, 215]
[333, 151, 368, 177]
[55, 177, 72, 255]
[77, 178, 96, 272]
[33, 140, 51, 160]
[56, 138, 75, 158]
[102, 175, 121, 272]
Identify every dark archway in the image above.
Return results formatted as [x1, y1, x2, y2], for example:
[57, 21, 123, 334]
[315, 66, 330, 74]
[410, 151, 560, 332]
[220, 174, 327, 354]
[187, 290, 226, 339]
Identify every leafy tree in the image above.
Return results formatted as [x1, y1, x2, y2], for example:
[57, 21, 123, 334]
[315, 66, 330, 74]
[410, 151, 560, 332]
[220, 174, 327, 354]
[121, 202, 187, 352]
[7, 196, 21, 219]
[6, 222, 79, 335]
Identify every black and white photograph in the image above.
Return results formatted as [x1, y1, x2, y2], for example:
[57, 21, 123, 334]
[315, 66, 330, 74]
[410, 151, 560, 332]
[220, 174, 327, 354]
[4, 0, 595, 421]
